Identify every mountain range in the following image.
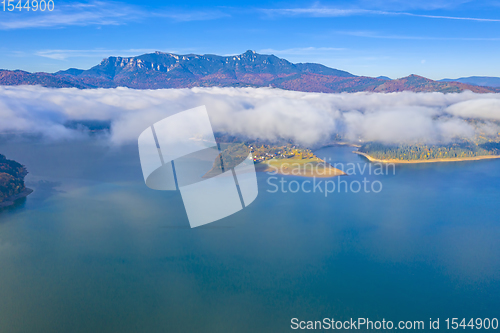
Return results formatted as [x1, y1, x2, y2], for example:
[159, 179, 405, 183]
[1, 50, 498, 93]
[440, 76, 500, 88]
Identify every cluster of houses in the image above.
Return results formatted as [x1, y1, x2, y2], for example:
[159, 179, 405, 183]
[249, 144, 314, 162]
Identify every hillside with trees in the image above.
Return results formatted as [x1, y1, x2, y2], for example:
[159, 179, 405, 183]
[358, 120, 500, 162]
[1, 51, 497, 93]
[358, 141, 499, 161]
[0, 154, 29, 204]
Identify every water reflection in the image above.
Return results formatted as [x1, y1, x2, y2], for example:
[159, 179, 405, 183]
[0, 140, 499, 332]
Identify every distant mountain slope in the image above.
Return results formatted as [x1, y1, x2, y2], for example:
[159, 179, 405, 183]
[0, 70, 116, 88]
[440, 76, 500, 88]
[1, 51, 498, 93]
[371, 75, 494, 93]
[0, 154, 29, 205]
[0, 70, 88, 88]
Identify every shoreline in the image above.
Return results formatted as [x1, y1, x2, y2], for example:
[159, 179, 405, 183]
[256, 158, 346, 178]
[353, 151, 500, 164]
[0, 188, 33, 208]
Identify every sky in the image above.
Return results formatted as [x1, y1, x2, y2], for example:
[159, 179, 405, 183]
[1, 0, 500, 79]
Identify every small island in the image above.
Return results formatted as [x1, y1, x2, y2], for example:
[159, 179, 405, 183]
[0, 154, 32, 208]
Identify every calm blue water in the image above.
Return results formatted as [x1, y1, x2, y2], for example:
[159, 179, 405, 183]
[0, 139, 499, 332]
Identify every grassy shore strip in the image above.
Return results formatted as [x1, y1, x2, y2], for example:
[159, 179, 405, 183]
[256, 157, 346, 178]
[354, 150, 500, 164]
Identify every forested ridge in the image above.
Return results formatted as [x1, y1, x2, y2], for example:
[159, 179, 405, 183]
[0, 154, 28, 203]
[357, 119, 500, 161]
[359, 141, 500, 161]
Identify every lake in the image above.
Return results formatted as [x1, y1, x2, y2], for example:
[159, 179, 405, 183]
[0, 138, 499, 332]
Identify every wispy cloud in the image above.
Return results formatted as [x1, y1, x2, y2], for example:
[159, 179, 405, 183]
[263, 7, 383, 18]
[400, 12, 500, 22]
[355, 0, 474, 11]
[35, 48, 177, 60]
[1, 86, 500, 146]
[154, 10, 230, 22]
[335, 30, 500, 41]
[262, 5, 500, 22]
[0, 1, 228, 30]
[0, 1, 141, 30]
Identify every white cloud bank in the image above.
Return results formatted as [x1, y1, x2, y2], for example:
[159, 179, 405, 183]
[1, 86, 500, 146]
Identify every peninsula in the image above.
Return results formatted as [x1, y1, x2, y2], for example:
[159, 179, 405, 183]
[354, 150, 500, 164]
[252, 144, 345, 177]
[204, 142, 345, 178]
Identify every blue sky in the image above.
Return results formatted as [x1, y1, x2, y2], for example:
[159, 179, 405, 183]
[1, 0, 500, 79]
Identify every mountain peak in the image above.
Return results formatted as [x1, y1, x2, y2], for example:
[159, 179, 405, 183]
[403, 74, 428, 79]
[75, 50, 357, 80]
[3, 51, 497, 93]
